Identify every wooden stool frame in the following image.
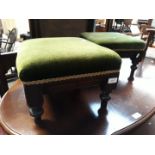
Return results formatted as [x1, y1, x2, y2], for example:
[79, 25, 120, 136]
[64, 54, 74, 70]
[23, 72, 120, 124]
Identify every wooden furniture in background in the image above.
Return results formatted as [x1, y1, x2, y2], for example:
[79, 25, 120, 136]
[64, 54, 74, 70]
[0, 28, 18, 97]
[29, 19, 95, 38]
[0, 52, 17, 97]
[142, 28, 155, 58]
[0, 28, 17, 53]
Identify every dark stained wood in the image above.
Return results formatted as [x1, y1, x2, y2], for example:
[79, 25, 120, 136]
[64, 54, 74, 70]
[29, 19, 95, 38]
[0, 52, 17, 97]
[24, 84, 44, 124]
[128, 52, 142, 81]
[98, 79, 112, 116]
[23, 72, 119, 124]
[105, 19, 113, 32]
[145, 28, 155, 48]
[0, 56, 155, 135]
[107, 49, 144, 82]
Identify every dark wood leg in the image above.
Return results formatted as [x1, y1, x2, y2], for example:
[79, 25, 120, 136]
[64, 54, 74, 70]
[24, 85, 44, 124]
[98, 79, 112, 116]
[0, 70, 9, 97]
[128, 53, 142, 82]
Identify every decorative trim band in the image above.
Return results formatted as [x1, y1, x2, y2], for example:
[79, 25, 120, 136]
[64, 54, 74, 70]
[22, 70, 120, 86]
[112, 49, 144, 52]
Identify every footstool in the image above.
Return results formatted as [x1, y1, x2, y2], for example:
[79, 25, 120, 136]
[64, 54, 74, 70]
[16, 37, 121, 124]
[81, 32, 146, 81]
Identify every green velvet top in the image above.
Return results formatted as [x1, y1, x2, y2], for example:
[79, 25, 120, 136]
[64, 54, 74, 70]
[16, 37, 121, 82]
[81, 32, 145, 50]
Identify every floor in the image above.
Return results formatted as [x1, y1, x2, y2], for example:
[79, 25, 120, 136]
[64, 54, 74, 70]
[0, 47, 155, 135]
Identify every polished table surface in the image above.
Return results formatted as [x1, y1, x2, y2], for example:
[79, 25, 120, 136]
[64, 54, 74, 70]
[0, 80, 55, 135]
[0, 80, 108, 135]
[1, 58, 155, 135]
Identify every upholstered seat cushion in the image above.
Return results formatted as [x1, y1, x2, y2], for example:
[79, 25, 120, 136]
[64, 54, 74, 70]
[81, 32, 145, 50]
[16, 37, 121, 82]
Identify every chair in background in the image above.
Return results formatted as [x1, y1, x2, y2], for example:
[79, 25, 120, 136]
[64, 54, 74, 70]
[0, 28, 18, 97]
[114, 19, 124, 32]
[0, 28, 17, 53]
[122, 19, 133, 33]
[141, 28, 155, 58]
[141, 25, 155, 47]
[0, 51, 17, 97]
[0, 28, 3, 48]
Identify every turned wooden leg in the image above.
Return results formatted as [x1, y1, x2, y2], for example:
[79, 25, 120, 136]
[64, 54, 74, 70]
[128, 53, 142, 82]
[24, 85, 44, 124]
[98, 79, 112, 116]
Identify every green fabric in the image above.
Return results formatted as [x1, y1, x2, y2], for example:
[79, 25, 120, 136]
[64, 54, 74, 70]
[81, 32, 145, 50]
[16, 37, 121, 82]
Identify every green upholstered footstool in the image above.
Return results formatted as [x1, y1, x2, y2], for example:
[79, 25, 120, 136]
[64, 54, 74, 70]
[16, 37, 121, 124]
[81, 32, 146, 81]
